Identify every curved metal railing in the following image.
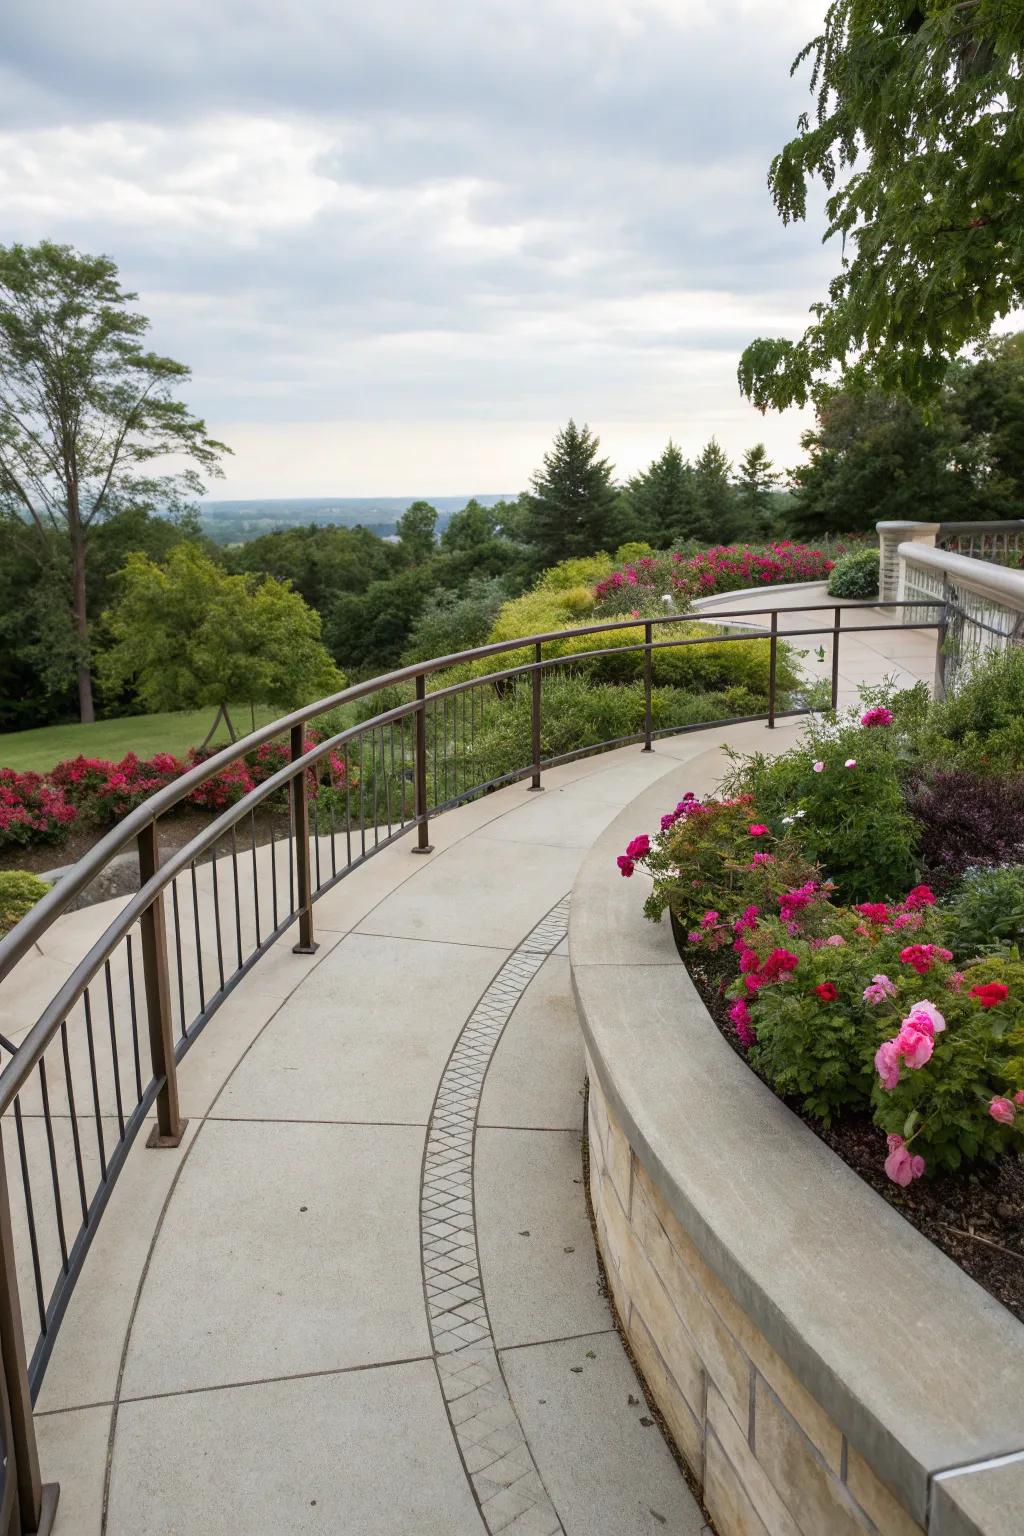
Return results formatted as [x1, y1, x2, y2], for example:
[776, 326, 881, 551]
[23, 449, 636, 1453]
[0, 598, 943, 1531]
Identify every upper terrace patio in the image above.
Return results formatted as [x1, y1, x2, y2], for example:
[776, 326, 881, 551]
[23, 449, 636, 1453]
[0, 533, 1020, 1536]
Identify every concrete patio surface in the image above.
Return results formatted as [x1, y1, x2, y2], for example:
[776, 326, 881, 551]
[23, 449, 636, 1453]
[11, 595, 936, 1535]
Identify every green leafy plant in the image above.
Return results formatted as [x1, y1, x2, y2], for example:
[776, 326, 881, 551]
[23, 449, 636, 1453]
[827, 549, 879, 599]
[944, 865, 1024, 958]
[0, 871, 50, 934]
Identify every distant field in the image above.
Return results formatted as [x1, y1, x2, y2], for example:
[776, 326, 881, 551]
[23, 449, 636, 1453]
[0, 705, 286, 774]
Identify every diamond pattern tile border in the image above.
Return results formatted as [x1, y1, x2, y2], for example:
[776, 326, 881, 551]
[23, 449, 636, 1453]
[421, 895, 570, 1536]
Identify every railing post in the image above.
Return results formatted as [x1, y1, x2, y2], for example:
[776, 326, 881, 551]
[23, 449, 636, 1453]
[642, 622, 653, 751]
[831, 606, 841, 711]
[529, 643, 544, 790]
[290, 724, 318, 954]
[767, 611, 778, 728]
[413, 675, 434, 852]
[137, 823, 188, 1149]
[0, 1139, 58, 1535]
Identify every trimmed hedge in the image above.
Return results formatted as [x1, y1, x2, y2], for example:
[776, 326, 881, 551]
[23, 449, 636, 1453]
[827, 549, 879, 599]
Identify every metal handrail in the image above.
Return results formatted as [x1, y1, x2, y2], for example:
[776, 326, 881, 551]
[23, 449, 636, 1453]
[0, 596, 945, 1532]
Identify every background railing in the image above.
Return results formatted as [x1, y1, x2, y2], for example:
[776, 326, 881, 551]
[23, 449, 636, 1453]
[894, 542, 1024, 694]
[0, 600, 942, 1532]
[936, 519, 1024, 562]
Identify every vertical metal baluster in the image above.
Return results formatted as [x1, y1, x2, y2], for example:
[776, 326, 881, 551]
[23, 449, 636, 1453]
[189, 866, 206, 1019]
[831, 606, 842, 711]
[372, 729, 381, 849]
[288, 809, 295, 913]
[384, 726, 393, 836]
[170, 881, 187, 1041]
[643, 621, 653, 751]
[13, 1098, 46, 1334]
[328, 768, 338, 878]
[270, 820, 280, 929]
[126, 935, 144, 1104]
[313, 793, 322, 886]
[431, 695, 438, 809]
[104, 959, 126, 1137]
[358, 733, 366, 857]
[249, 811, 261, 949]
[344, 746, 353, 867]
[413, 676, 433, 854]
[229, 825, 243, 968]
[61, 1021, 89, 1223]
[442, 695, 449, 804]
[82, 989, 108, 1180]
[38, 1060, 69, 1273]
[211, 852, 226, 990]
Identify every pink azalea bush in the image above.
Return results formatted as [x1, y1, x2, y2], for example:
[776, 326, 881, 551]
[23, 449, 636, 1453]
[0, 769, 77, 848]
[592, 542, 835, 616]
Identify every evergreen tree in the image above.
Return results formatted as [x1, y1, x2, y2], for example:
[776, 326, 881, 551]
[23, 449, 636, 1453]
[691, 438, 738, 542]
[396, 500, 438, 564]
[524, 420, 619, 567]
[735, 444, 781, 537]
[624, 440, 697, 547]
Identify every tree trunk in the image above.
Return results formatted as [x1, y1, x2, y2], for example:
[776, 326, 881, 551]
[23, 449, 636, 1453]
[70, 525, 94, 724]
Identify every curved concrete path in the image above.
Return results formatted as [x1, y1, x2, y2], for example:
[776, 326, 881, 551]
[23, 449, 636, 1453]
[18, 596, 936, 1536]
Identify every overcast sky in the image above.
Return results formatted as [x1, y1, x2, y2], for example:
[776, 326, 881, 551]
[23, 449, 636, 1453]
[1, 0, 836, 498]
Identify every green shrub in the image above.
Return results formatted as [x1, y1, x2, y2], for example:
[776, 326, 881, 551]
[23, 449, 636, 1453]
[944, 864, 1024, 958]
[0, 872, 50, 935]
[919, 646, 1024, 773]
[827, 548, 879, 599]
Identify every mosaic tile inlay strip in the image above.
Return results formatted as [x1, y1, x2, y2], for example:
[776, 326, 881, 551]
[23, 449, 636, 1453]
[421, 895, 570, 1536]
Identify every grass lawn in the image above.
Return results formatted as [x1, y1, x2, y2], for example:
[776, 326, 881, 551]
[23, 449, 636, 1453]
[0, 704, 288, 774]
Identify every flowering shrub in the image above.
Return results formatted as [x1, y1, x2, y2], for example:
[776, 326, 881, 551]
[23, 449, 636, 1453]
[51, 753, 183, 824]
[0, 770, 77, 848]
[593, 542, 834, 616]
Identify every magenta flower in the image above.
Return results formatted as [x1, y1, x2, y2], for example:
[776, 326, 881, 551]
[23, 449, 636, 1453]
[749, 851, 774, 867]
[861, 707, 894, 728]
[989, 1097, 1016, 1125]
[625, 834, 650, 860]
[825, 934, 845, 947]
[863, 973, 896, 1005]
[902, 884, 936, 910]
[616, 856, 635, 878]
[700, 910, 720, 928]
[748, 824, 768, 837]
[844, 758, 857, 769]
[812, 761, 824, 773]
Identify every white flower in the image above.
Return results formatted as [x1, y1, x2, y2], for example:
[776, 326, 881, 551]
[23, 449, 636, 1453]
[781, 815, 794, 825]
[795, 810, 806, 819]
[661, 594, 673, 605]
[845, 758, 857, 768]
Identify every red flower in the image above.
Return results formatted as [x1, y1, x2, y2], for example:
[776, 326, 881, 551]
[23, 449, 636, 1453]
[854, 902, 889, 925]
[748, 824, 768, 837]
[616, 856, 635, 878]
[814, 983, 838, 1002]
[970, 982, 1009, 1009]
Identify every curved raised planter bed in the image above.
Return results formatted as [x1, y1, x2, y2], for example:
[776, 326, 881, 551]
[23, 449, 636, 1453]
[570, 767, 1024, 1536]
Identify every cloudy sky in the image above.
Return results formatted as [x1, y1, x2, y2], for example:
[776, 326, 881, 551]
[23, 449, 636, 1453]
[2, 0, 835, 498]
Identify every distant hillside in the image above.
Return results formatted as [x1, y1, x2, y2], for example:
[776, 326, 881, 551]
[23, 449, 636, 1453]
[199, 495, 515, 544]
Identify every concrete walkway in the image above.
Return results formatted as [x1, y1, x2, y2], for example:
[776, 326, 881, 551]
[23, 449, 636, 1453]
[17, 593, 936, 1536]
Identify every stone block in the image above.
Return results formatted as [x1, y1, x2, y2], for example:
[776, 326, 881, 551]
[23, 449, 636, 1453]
[602, 1089, 633, 1215]
[707, 1384, 802, 1536]
[632, 1172, 751, 1430]
[627, 1305, 705, 1480]
[845, 1446, 925, 1536]
[753, 1380, 871, 1536]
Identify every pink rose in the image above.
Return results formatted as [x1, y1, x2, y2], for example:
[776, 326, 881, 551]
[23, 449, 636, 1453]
[989, 1097, 1016, 1125]
[895, 1019, 934, 1070]
[812, 761, 824, 773]
[1015, 1091, 1024, 1107]
[884, 1134, 925, 1186]
[825, 935, 845, 947]
[616, 856, 635, 878]
[844, 758, 857, 768]
[907, 1000, 945, 1034]
[874, 1039, 902, 1091]
[748, 824, 768, 837]
[625, 834, 650, 860]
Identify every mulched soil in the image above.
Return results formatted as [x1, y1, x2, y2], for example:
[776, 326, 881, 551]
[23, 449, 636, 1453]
[686, 955, 1024, 1324]
[0, 806, 291, 879]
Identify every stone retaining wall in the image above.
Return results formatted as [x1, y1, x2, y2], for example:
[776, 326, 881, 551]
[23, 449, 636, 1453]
[588, 1061, 924, 1536]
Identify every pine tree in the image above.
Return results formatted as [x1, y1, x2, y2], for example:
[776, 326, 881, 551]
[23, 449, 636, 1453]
[692, 438, 737, 543]
[624, 440, 698, 547]
[524, 420, 619, 567]
[735, 444, 781, 537]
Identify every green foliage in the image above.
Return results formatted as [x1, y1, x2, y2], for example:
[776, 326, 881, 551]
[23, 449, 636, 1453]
[739, 4, 1024, 410]
[326, 569, 429, 672]
[734, 444, 781, 537]
[0, 871, 49, 934]
[724, 710, 919, 901]
[691, 438, 737, 542]
[827, 548, 880, 598]
[535, 553, 615, 592]
[224, 523, 403, 613]
[621, 441, 698, 546]
[944, 865, 1024, 957]
[401, 579, 507, 665]
[919, 644, 1024, 771]
[99, 543, 343, 725]
[522, 420, 621, 569]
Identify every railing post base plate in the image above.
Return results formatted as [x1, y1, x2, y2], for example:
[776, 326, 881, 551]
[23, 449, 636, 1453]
[411, 845, 434, 855]
[146, 1122, 189, 1151]
[527, 785, 544, 793]
[640, 746, 653, 754]
[292, 942, 320, 956]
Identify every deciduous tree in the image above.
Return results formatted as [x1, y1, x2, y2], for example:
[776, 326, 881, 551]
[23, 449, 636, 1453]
[0, 242, 228, 720]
